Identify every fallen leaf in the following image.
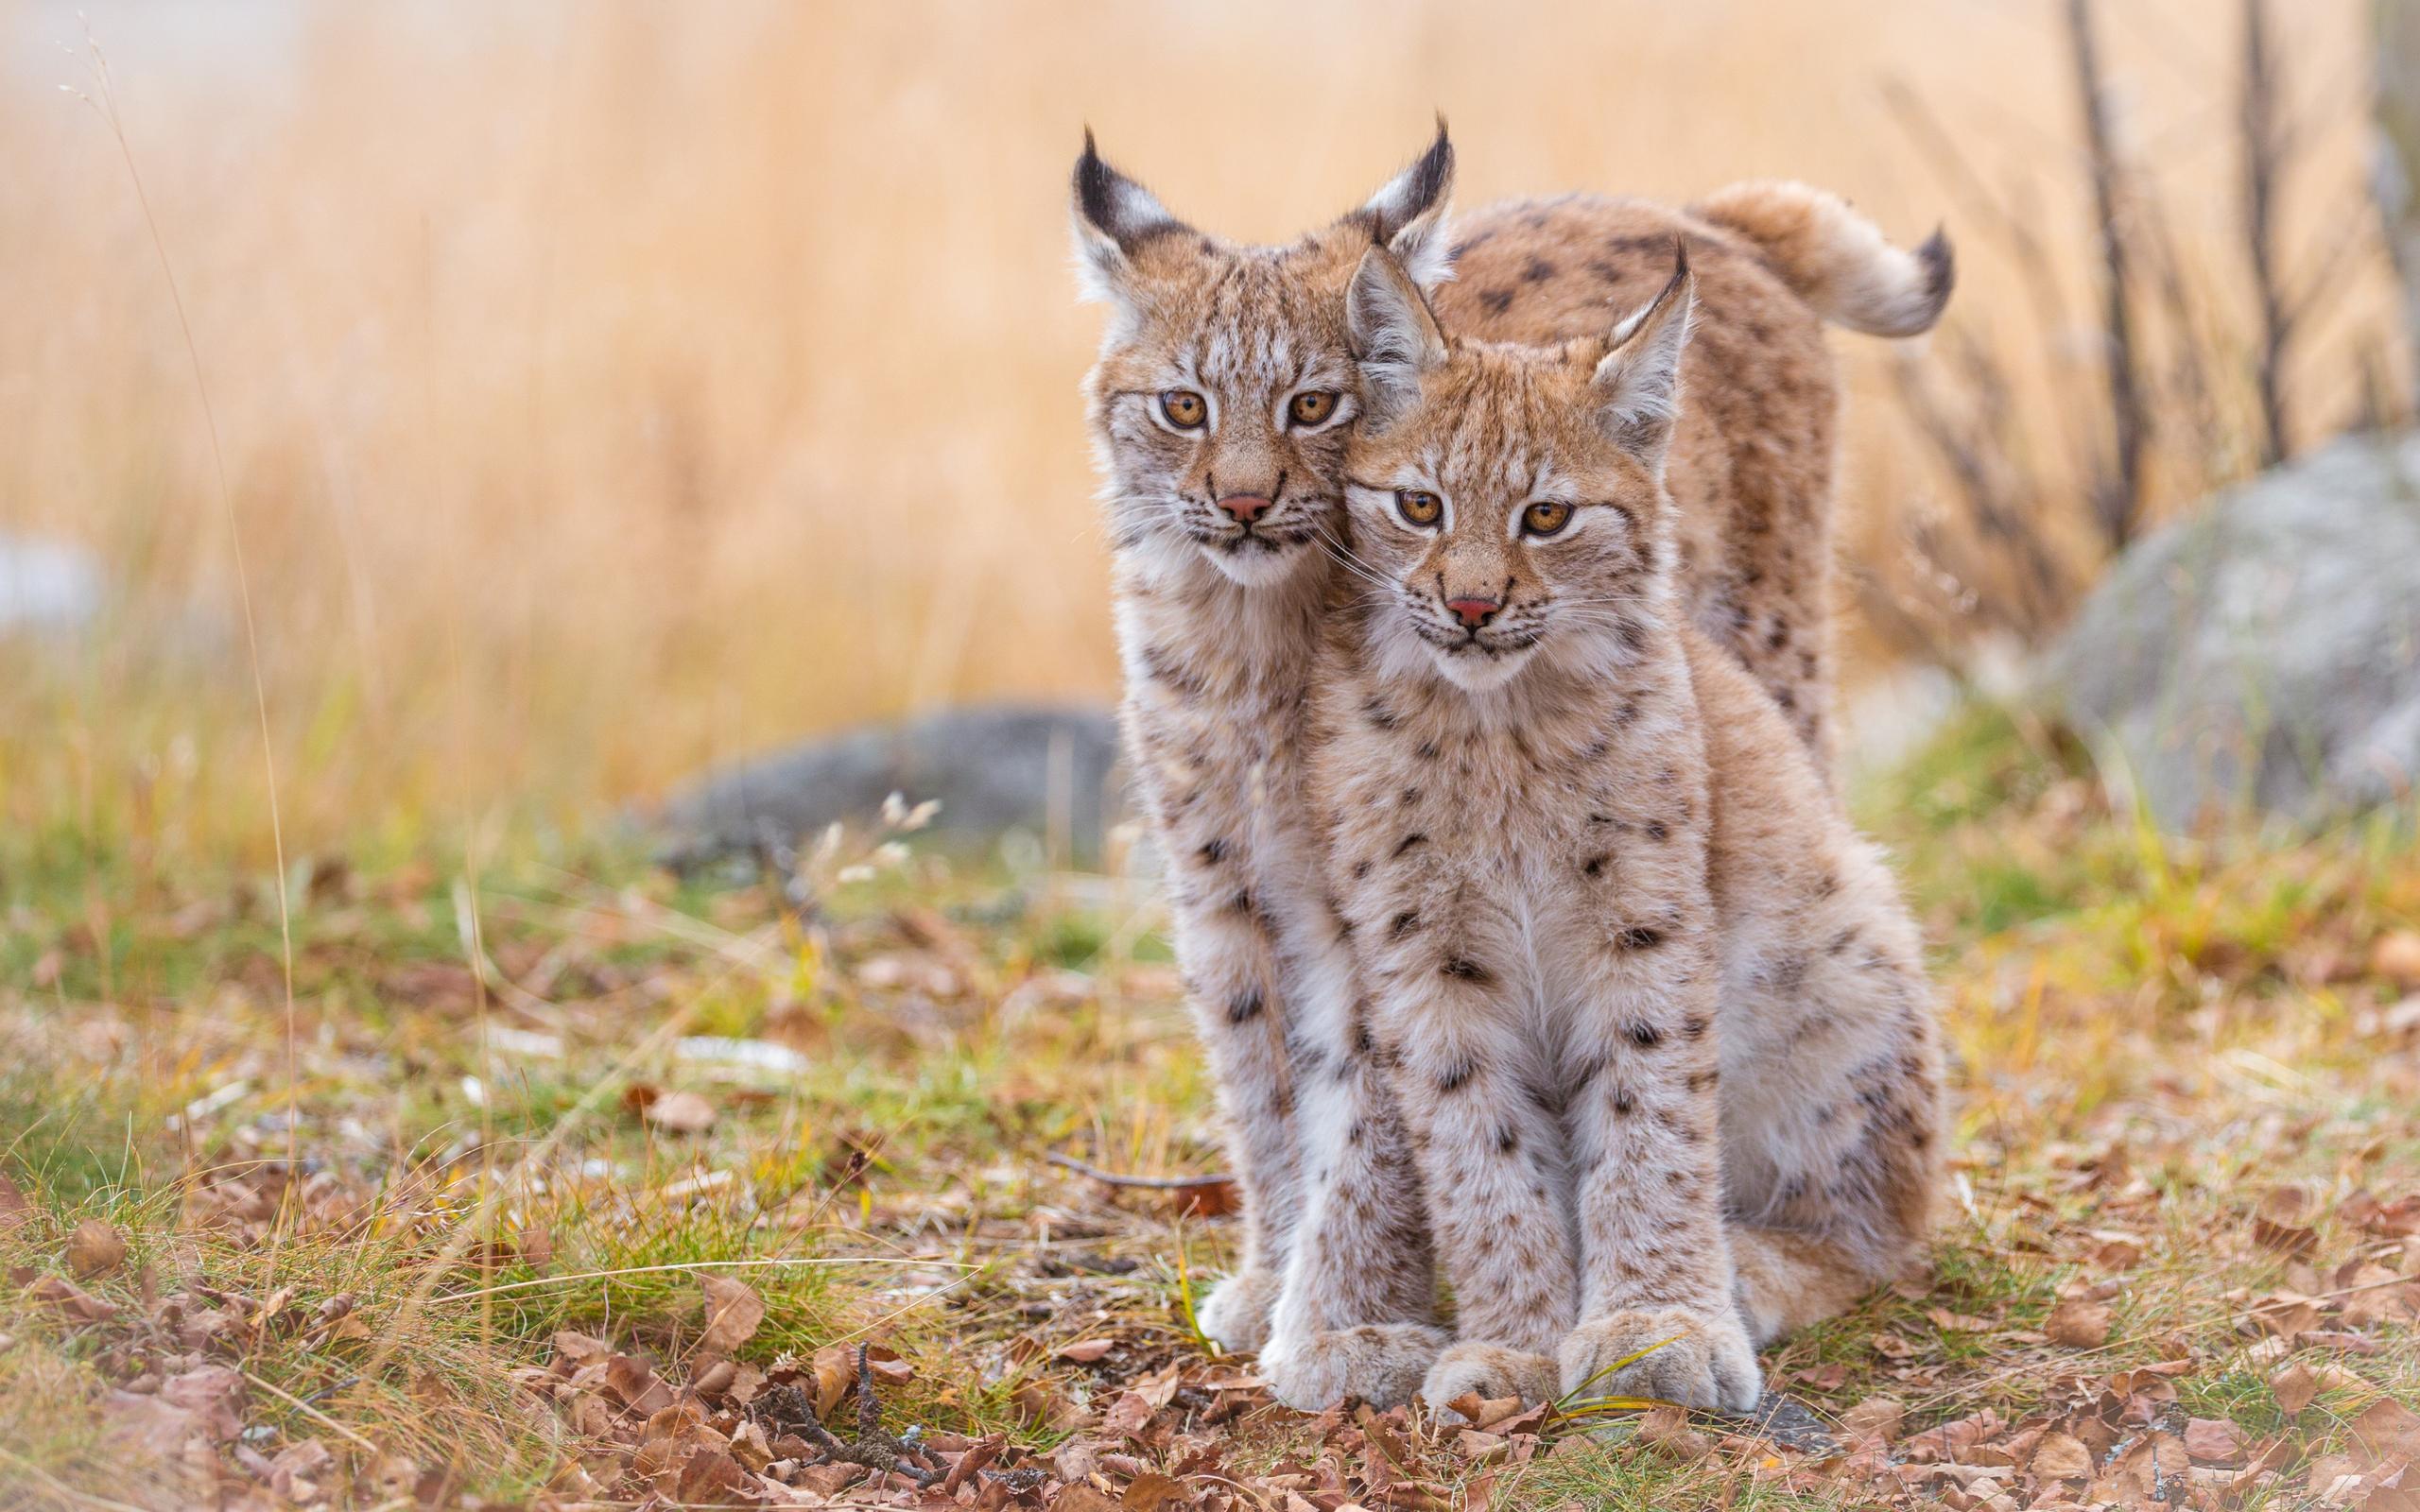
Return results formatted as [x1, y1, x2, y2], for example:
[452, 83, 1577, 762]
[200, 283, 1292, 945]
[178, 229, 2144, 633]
[644, 1091, 717, 1134]
[1101, 1390, 1155, 1440]
[696, 1275, 766, 1355]
[1840, 1396, 1906, 1445]
[1124, 1471, 1188, 1511]
[1926, 1306, 1995, 1332]
[2183, 1417, 2245, 1463]
[603, 1353, 676, 1416]
[66, 1219, 127, 1279]
[2272, 1362, 2320, 1415]
[2031, 1430, 2095, 1480]
[1056, 1337, 1116, 1364]
[160, 1365, 247, 1443]
[674, 1448, 759, 1505]
[2046, 1297, 2114, 1349]
[26, 1275, 117, 1322]
[1634, 1404, 1710, 1460]
[2370, 930, 2420, 987]
[0, 1174, 29, 1233]
[2254, 1186, 2321, 1256]
[2351, 1398, 2420, 1465]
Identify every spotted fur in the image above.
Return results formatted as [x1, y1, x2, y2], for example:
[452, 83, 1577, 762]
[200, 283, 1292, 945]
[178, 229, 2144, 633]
[1074, 128, 1456, 1364]
[1070, 129, 1950, 1402]
[1298, 248, 1946, 1413]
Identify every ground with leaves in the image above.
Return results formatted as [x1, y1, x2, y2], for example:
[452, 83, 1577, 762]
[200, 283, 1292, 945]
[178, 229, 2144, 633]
[3, 706, 2418, 1510]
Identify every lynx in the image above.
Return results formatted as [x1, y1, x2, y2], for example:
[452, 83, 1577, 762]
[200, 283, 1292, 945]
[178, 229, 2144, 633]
[1069, 125, 1948, 1372]
[1278, 246, 1945, 1411]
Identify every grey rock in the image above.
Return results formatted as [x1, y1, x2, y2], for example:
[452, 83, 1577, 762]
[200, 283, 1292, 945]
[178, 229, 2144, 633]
[0, 531, 103, 635]
[2044, 433, 2420, 830]
[652, 703, 1128, 868]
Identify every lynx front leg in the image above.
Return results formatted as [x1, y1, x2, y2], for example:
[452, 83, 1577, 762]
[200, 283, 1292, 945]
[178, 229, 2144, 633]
[1263, 942, 1443, 1407]
[1364, 906, 1577, 1408]
[1167, 888, 1306, 1354]
[1558, 927, 1760, 1412]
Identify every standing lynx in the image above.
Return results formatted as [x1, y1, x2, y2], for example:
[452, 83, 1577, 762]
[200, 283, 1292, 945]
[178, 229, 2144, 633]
[1290, 246, 1945, 1410]
[1069, 126, 1949, 1379]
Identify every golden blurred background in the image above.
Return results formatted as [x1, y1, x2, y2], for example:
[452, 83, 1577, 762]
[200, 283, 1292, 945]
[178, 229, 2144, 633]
[0, 0, 2391, 858]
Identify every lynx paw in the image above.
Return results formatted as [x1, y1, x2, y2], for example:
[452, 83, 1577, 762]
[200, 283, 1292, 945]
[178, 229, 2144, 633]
[1419, 1341, 1562, 1418]
[1195, 1267, 1283, 1353]
[1556, 1307, 1761, 1414]
[1262, 1323, 1449, 1409]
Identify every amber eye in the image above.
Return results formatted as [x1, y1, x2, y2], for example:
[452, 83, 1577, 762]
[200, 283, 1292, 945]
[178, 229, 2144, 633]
[1396, 490, 1443, 527]
[1521, 501, 1574, 538]
[1288, 390, 1339, 427]
[1158, 390, 1207, 430]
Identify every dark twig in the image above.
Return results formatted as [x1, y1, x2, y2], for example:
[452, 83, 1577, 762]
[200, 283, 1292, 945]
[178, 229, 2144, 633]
[1046, 1149, 1234, 1189]
[756, 1348, 938, 1488]
[2241, 0, 2291, 463]
[2067, 0, 2151, 550]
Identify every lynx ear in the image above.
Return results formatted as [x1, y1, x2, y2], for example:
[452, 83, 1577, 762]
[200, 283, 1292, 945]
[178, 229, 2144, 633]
[1589, 245, 1695, 469]
[1071, 130, 1191, 313]
[1347, 246, 1447, 429]
[1349, 117, 1456, 290]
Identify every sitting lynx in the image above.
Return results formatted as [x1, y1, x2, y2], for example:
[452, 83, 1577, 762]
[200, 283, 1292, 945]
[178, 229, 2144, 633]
[1283, 246, 1945, 1410]
[1069, 127, 1952, 1382]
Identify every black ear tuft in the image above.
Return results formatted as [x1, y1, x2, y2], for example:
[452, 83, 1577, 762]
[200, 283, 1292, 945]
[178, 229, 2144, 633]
[1072, 129, 1188, 253]
[1074, 129, 1118, 238]
[1392, 115, 1454, 234]
[1355, 117, 1455, 244]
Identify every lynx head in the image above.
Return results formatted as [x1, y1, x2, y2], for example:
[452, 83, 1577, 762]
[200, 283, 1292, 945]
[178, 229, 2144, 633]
[1341, 242, 1695, 693]
[1073, 125, 1455, 588]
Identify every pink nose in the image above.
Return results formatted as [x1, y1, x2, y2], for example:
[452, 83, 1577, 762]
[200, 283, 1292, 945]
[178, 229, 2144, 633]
[1444, 596, 1501, 628]
[1216, 494, 1273, 524]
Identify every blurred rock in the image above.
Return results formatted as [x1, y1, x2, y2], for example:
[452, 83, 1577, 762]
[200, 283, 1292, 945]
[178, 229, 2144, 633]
[0, 531, 103, 635]
[653, 703, 1126, 868]
[2045, 433, 2420, 829]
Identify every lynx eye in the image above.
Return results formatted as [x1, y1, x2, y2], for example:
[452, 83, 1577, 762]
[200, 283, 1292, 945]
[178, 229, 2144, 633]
[1158, 390, 1207, 430]
[1288, 390, 1339, 427]
[1521, 501, 1574, 538]
[1395, 490, 1443, 527]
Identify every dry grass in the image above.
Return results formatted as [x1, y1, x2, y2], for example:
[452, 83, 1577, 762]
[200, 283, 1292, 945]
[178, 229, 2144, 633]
[1, 707, 2416, 1508]
[4, 6, 2417, 1507]
[0, 0, 2396, 860]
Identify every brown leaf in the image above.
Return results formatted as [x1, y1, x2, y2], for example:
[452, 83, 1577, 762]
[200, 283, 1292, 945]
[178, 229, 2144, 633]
[1634, 1404, 1710, 1460]
[603, 1353, 676, 1416]
[2351, 1398, 2420, 1465]
[2255, 1185, 2322, 1255]
[1124, 1471, 1189, 1511]
[1057, 1337, 1116, 1363]
[1926, 1306, 1995, 1332]
[697, 1274, 766, 1355]
[26, 1275, 117, 1323]
[160, 1365, 247, 1443]
[809, 1345, 855, 1421]
[2271, 1362, 2321, 1415]
[2183, 1417, 2245, 1464]
[2045, 1297, 2114, 1349]
[0, 1174, 29, 1234]
[675, 1448, 761, 1504]
[643, 1090, 717, 1134]
[2370, 930, 2420, 987]
[1054, 1489, 1125, 1512]
[1839, 1396, 1906, 1445]
[66, 1219, 128, 1279]
[1102, 1389, 1155, 1440]
[2031, 1430, 2095, 1480]
[1167, 1178, 1236, 1219]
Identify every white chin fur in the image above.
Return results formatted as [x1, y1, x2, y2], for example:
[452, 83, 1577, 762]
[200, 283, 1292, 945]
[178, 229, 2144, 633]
[1432, 644, 1533, 692]
[1202, 541, 1312, 588]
